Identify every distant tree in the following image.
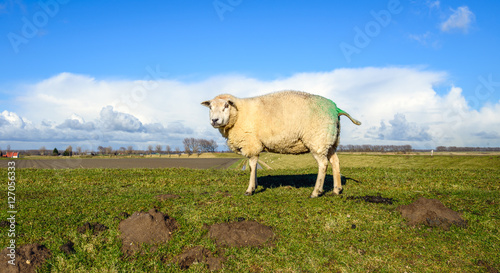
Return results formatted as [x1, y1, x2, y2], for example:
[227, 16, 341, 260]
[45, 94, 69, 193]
[187, 138, 200, 156]
[209, 139, 218, 152]
[105, 146, 113, 155]
[165, 145, 172, 157]
[156, 145, 162, 157]
[7, 145, 11, 152]
[147, 145, 153, 156]
[436, 146, 446, 152]
[347, 144, 355, 152]
[65, 145, 73, 157]
[183, 138, 192, 156]
[196, 141, 203, 157]
[199, 139, 209, 153]
[175, 147, 181, 157]
[76, 146, 82, 155]
[196, 138, 218, 155]
[190, 139, 201, 156]
[52, 148, 59, 156]
[403, 145, 412, 153]
[200, 140, 208, 152]
[119, 147, 126, 155]
[127, 145, 134, 156]
[39, 146, 46, 156]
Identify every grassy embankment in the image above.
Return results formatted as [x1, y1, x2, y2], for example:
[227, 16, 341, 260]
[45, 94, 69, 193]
[1, 154, 499, 272]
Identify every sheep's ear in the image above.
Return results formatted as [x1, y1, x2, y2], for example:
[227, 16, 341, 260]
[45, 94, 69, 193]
[227, 99, 237, 110]
[201, 100, 211, 107]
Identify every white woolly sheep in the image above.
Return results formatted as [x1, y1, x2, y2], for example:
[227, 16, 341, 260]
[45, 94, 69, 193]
[201, 91, 361, 198]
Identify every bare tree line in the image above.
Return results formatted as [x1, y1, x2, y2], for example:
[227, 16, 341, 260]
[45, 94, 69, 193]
[337, 145, 500, 153]
[3, 139, 219, 157]
[337, 144, 413, 153]
[182, 138, 218, 157]
[436, 146, 500, 152]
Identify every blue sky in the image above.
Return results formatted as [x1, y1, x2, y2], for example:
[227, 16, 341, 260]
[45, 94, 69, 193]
[1, 0, 499, 151]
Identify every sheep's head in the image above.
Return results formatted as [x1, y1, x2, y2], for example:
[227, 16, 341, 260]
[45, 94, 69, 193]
[201, 96, 237, 128]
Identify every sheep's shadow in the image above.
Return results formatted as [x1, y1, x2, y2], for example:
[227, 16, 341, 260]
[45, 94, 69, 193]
[256, 174, 361, 195]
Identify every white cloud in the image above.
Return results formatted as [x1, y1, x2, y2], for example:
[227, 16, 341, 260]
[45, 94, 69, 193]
[99, 106, 143, 132]
[440, 6, 475, 33]
[1, 68, 500, 150]
[56, 114, 95, 130]
[1, 110, 25, 128]
[367, 113, 431, 141]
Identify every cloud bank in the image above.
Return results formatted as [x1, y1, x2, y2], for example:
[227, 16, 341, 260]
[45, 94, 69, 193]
[1, 67, 499, 150]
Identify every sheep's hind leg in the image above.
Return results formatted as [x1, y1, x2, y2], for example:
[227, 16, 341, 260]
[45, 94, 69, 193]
[245, 155, 259, 196]
[328, 151, 342, 195]
[311, 153, 328, 198]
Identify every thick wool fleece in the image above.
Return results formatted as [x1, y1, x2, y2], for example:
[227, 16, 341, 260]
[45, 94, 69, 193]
[218, 91, 357, 157]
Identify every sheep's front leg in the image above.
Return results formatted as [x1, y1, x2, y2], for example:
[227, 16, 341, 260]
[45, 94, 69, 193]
[311, 153, 328, 198]
[245, 155, 259, 196]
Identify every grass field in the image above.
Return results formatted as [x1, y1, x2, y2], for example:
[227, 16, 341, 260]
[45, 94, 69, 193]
[1, 154, 499, 272]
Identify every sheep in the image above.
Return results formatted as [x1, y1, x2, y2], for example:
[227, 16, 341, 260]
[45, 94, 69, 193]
[201, 91, 361, 198]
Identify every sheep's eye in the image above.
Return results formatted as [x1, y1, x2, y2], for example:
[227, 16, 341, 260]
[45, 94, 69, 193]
[224, 103, 229, 109]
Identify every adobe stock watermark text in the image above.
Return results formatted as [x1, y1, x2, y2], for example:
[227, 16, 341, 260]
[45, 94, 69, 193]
[6, 161, 17, 266]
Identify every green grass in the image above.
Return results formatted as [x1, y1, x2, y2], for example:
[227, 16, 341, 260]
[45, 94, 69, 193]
[260, 152, 500, 170]
[1, 155, 499, 272]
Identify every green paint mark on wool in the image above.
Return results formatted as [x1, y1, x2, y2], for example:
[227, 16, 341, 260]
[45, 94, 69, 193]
[313, 95, 361, 126]
[313, 96, 340, 117]
[310, 96, 340, 135]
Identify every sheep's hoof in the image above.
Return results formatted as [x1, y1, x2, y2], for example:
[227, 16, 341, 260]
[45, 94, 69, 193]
[333, 188, 343, 195]
[244, 191, 254, 196]
[309, 194, 319, 198]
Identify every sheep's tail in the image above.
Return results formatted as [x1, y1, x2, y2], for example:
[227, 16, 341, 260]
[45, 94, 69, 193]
[337, 108, 361, 125]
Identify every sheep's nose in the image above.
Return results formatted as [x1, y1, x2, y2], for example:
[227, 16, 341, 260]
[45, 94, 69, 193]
[212, 118, 219, 124]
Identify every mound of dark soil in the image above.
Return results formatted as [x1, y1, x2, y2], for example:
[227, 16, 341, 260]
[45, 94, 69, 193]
[77, 222, 108, 235]
[347, 194, 395, 204]
[398, 197, 467, 230]
[208, 221, 274, 247]
[60, 241, 75, 255]
[476, 260, 499, 273]
[174, 246, 224, 271]
[156, 194, 181, 201]
[119, 208, 178, 256]
[0, 244, 51, 273]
